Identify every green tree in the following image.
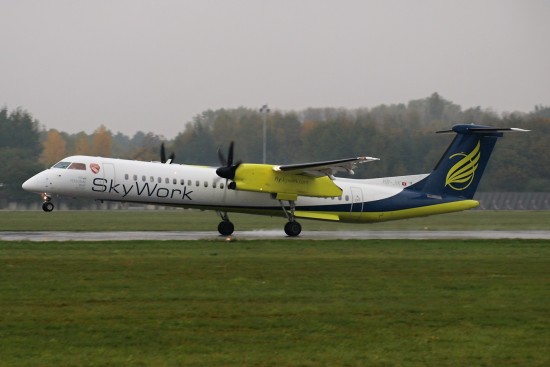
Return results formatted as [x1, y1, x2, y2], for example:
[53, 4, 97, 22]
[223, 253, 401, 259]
[0, 107, 43, 206]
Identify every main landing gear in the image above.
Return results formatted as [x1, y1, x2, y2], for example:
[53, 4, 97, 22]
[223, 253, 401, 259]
[41, 194, 54, 212]
[216, 200, 302, 237]
[279, 200, 302, 237]
[217, 211, 234, 236]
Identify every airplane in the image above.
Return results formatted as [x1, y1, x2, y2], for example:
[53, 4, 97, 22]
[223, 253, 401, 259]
[22, 124, 527, 237]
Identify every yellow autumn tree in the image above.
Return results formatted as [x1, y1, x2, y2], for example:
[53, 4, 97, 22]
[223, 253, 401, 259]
[91, 125, 112, 156]
[40, 129, 66, 166]
[74, 132, 90, 155]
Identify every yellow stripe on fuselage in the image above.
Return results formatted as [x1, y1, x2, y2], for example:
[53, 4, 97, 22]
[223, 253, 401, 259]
[208, 199, 479, 223]
[358, 199, 479, 223]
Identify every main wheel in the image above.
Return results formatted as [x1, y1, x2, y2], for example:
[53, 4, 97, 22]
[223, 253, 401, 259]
[284, 221, 302, 237]
[42, 202, 54, 212]
[218, 221, 234, 236]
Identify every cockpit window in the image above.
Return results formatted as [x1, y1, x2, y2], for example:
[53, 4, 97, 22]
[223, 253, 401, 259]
[53, 161, 71, 169]
[68, 163, 86, 170]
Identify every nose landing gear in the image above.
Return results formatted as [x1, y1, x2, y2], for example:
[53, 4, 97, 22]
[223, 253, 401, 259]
[41, 194, 54, 212]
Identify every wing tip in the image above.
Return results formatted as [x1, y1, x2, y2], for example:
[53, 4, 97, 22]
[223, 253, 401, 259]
[358, 156, 380, 162]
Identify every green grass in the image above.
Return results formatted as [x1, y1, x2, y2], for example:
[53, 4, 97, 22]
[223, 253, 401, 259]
[1, 239, 548, 366]
[1, 209, 549, 231]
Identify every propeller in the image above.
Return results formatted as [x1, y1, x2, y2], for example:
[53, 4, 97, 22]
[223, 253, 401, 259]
[216, 141, 241, 181]
[160, 143, 175, 164]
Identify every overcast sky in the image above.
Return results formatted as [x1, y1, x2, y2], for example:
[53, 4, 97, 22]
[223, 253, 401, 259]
[1, 0, 549, 138]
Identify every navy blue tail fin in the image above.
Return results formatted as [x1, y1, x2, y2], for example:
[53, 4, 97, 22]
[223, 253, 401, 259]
[413, 125, 527, 199]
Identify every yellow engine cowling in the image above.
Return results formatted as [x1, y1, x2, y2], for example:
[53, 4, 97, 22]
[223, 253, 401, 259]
[231, 164, 342, 198]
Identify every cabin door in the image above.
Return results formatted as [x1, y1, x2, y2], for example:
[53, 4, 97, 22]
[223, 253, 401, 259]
[102, 163, 116, 198]
[350, 187, 363, 220]
[102, 163, 115, 181]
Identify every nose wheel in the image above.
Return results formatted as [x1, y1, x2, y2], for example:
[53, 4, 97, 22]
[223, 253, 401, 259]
[42, 201, 54, 212]
[41, 194, 54, 212]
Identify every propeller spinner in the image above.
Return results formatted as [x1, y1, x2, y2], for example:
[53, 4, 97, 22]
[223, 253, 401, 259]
[216, 141, 241, 180]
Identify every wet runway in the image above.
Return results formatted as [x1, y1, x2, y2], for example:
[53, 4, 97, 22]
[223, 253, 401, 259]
[1, 230, 550, 241]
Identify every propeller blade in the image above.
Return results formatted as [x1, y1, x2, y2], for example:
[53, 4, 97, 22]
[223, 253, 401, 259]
[168, 152, 175, 162]
[160, 143, 167, 163]
[227, 141, 234, 166]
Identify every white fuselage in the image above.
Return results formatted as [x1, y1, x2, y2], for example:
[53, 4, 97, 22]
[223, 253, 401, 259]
[23, 155, 476, 223]
[26, 156, 414, 216]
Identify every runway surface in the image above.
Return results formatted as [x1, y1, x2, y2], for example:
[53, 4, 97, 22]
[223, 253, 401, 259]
[1, 230, 550, 241]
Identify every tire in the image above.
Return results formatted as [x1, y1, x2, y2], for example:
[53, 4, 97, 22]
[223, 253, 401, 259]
[218, 221, 235, 236]
[284, 221, 301, 237]
[42, 202, 54, 212]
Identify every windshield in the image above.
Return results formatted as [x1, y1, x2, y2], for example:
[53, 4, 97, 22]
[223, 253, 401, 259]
[52, 161, 86, 170]
[53, 161, 71, 169]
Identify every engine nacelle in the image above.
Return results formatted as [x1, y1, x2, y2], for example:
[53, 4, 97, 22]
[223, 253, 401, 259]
[231, 164, 342, 198]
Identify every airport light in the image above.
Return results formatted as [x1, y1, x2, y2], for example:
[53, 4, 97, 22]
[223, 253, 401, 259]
[260, 104, 270, 164]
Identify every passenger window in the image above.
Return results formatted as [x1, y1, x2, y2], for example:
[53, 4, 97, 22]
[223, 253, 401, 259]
[213, 182, 217, 188]
[195, 180, 200, 187]
[188, 180, 192, 186]
[150, 176, 154, 183]
[173, 178, 177, 185]
[142, 175, 146, 182]
[180, 179, 184, 185]
[165, 178, 170, 184]
[220, 182, 224, 189]
[204, 181, 208, 188]
[345, 195, 349, 201]
[133, 174, 137, 181]
[53, 162, 71, 169]
[158, 177, 162, 183]
[124, 174, 129, 180]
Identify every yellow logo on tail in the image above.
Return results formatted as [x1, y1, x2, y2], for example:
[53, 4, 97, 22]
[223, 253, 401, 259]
[445, 141, 480, 190]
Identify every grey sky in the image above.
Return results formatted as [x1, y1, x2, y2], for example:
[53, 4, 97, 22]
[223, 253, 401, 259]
[1, 0, 549, 138]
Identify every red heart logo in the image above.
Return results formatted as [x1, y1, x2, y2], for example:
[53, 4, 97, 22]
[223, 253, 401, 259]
[90, 163, 100, 174]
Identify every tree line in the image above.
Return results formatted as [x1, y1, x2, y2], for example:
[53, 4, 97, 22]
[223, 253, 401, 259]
[1, 93, 549, 206]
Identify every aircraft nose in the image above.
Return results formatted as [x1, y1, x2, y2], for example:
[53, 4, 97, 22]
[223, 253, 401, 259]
[22, 173, 47, 193]
[22, 176, 37, 192]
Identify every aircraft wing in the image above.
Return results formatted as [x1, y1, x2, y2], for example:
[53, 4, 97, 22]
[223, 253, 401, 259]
[273, 156, 379, 177]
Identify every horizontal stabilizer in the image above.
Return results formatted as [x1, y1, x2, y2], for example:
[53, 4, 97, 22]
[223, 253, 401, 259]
[436, 126, 530, 134]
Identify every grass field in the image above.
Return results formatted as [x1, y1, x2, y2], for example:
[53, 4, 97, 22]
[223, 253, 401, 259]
[1, 239, 548, 366]
[1, 209, 549, 231]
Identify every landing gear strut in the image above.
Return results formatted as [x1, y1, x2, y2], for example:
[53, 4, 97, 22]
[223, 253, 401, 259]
[217, 211, 234, 236]
[279, 200, 302, 237]
[41, 194, 54, 212]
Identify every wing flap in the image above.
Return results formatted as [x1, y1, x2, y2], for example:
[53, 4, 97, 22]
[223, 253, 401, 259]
[294, 211, 340, 221]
